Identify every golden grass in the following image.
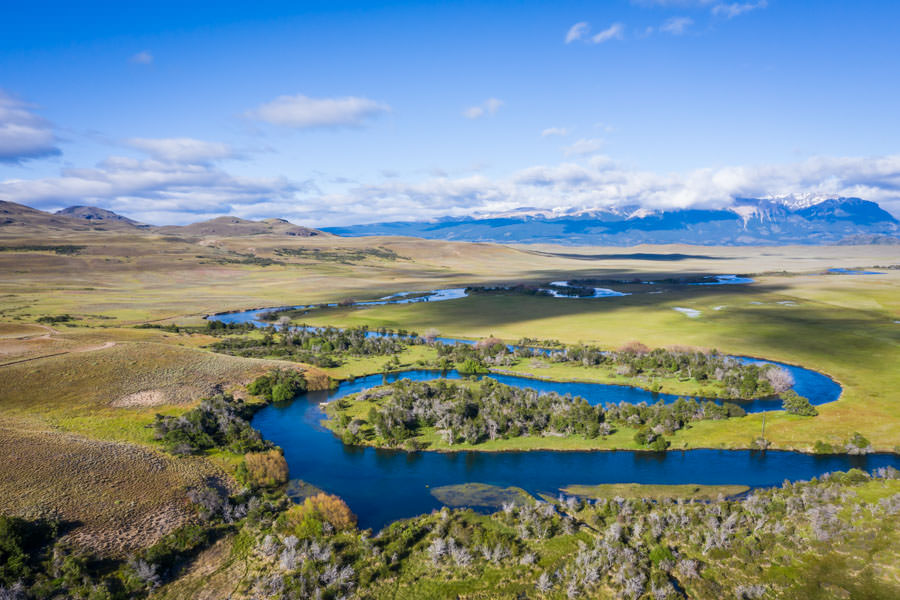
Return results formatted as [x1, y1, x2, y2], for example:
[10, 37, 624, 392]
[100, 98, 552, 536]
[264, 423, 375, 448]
[0, 417, 225, 556]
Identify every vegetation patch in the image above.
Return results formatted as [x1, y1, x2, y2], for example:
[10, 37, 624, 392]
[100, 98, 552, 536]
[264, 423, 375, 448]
[560, 483, 751, 502]
[273, 246, 406, 263]
[430, 484, 532, 509]
[326, 377, 749, 450]
[0, 244, 85, 255]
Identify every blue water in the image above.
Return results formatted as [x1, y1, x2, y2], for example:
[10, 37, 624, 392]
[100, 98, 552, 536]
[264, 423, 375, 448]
[253, 377, 899, 530]
[689, 274, 755, 285]
[214, 298, 886, 532]
[208, 288, 469, 326]
[209, 300, 843, 412]
[316, 367, 835, 414]
[827, 268, 886, 275]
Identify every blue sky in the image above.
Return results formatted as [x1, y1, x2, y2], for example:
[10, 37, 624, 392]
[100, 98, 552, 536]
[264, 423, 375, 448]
[2, 0, 899, 225]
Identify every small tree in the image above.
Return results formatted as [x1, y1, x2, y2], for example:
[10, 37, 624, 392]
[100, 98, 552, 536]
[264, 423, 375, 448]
[282, 493, 357, 537]
[781, 391, 817, 416]
[241, 450, 289, 487]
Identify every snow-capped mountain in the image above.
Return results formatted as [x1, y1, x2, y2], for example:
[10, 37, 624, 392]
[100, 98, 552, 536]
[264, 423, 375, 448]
[323, 197, 900, 246]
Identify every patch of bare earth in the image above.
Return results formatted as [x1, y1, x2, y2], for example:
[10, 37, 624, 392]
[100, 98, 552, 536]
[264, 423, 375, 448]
[111, 389, 168, 407]
[0, 420, 225, 557]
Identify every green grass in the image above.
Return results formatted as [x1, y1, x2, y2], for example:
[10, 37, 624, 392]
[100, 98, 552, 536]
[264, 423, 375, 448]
[300, 275, 900, 452]
[559, 482, 750, 501]
[496, 358, 736, 398]
[429, 483, 532, 508]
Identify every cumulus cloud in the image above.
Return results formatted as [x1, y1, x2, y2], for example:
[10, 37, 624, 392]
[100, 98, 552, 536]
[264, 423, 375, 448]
[0, 91, 61, 164]
[4, 153, 900, 226]
[311, 154, 900, 225]
[660, 16, 694, 34]
[130, 51, 154, 65]
[565, 22, 590, 43]
[712, 1, 767, 18]
[125, 137, 232, 163]
[463, 98, 503, 119]
[0, 155, 314, 225]
[591, 23, 625, 44]
[563, 138, 604, 156]
[541, 127, 569, 137]
[247, 94, 390, 129]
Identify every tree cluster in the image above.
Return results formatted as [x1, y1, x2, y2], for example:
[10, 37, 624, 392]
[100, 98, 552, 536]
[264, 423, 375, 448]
[152, 394, 270, 455]
[332, 378, 748, 448]
[212, 325, 416, 367]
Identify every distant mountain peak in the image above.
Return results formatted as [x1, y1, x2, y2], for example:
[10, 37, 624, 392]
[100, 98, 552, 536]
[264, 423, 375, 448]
[761, 192, 839, 210]
[56, 205, 145, 226]
[324, 196, 899, 246]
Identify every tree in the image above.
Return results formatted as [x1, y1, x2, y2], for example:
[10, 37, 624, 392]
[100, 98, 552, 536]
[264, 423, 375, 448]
[781, 391, 817, 416]
[282, 493, 357, 537]
[241, 450, 289, 487]
[271, 383, 294, 403]
[766, 366, 795, 393]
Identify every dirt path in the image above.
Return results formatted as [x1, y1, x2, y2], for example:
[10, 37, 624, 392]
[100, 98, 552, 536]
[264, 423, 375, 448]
[0, 335, 116, 368]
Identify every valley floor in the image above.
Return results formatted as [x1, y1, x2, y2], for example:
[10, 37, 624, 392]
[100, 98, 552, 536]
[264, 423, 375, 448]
[0, 230, 897, 597]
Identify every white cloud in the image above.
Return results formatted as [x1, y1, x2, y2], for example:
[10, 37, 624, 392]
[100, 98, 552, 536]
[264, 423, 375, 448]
[591, 23, 625, 44]
[712, 1, 767, 18]
[130, 51, 154, 65]
[248, 94, 390, 129]
[300, 154, 900, 225]
[563, 138, 604, 156]
[660, 16, 694, 34]
[4, 153, 900, 226]
[0, 91, 60, 164]
[0, 155, 314, 225]
[126, 137, 232, 163]
[463, 98, 504, 119]
[565, 22, 590, 43]
[541, 127, 569, 137]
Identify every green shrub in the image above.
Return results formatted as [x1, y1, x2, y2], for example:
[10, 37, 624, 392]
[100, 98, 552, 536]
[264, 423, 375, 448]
[153, 394, 268, 454]
[247, 369, 307, 402]
[0, 516, 57, 586]
[813, 440, 835, 454]
[782, 391, 818, 416]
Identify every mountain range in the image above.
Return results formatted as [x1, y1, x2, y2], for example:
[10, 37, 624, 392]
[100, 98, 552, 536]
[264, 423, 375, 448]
[0, 202, 325, 238]
[1, 197, 898, 245]
[323, 197, 900, 245]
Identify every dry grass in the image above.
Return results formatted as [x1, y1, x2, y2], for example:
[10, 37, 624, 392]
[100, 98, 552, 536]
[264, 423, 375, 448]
[0, 417, 225, 556]
[0, 325, 328, 558]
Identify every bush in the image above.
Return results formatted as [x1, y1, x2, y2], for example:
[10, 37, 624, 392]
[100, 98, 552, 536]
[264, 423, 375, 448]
[240, 450, 289, 488]
[247, 369, 307, 403]
[153, 394, 269, 454]
[0, 516, 57, 586]
[281, 493, 357, 537]
[649, 436, 671, 451]
[845, 432, 872, 454]
[781, 391, 818, 416]
[458, 358, 489, 375]
[813, 440, 835, 454]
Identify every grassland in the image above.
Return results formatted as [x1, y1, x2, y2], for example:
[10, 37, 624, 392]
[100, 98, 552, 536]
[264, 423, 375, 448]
[0, 226, 897, 578]
[558, 483, 750, 501]
[0, 322, 329, 557]
[301, 272, 900, 452]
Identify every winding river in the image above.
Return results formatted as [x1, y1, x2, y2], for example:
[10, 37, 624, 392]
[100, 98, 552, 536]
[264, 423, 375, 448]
[210, 292, 899, 531]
